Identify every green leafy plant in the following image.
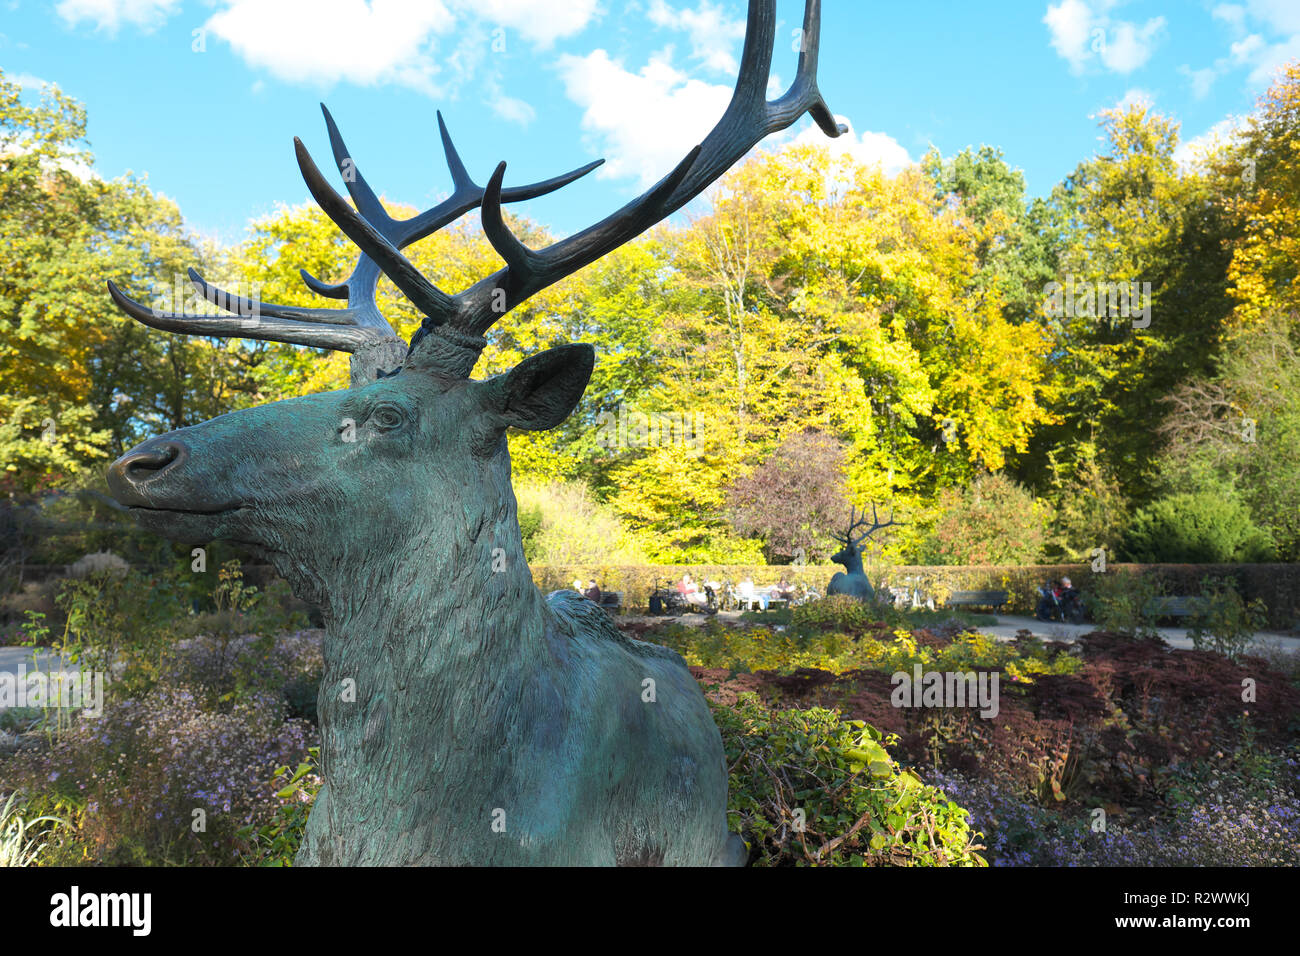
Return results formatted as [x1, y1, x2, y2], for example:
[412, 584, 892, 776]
[1120, 492, 1275, 563]
[1090, 572, 1166, 639]
[712, 694, 986, 866]
[791, 594, 876, 633]
[0, 792, 64, 867]
[55, 566, 186, 691]
[237, 747, 320, 867]
[1186, 575, 1268, 659]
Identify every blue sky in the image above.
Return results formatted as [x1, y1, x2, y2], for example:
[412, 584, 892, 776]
[2, 0, 1295, 247]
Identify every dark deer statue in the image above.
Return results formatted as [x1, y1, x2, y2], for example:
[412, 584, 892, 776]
[827, 503, 898, 601]
[102, 1, 842, 865]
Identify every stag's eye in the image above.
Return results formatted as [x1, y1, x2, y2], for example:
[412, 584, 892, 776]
[369, 404, 405, 431]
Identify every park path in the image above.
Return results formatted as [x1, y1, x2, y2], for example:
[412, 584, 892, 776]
[979, 613, 1300, 653]
[657, 609, 1300, 654]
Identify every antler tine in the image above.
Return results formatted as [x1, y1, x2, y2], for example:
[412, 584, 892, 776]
[851, 501, 901, 549]
[319, 104, 603, 254]
[105, 279, 378, 352]
[108, 103, 605, 384]
[296, 110, 607, 335]
[769, 0, 842, 137]
[294, 136, 460, 327]
[433, 0, 844, 345]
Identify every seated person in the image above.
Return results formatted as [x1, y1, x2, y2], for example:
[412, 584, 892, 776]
[775, 577, 795, 601]
[583, 579, 602, 604]
[1035, 578, 1061, 621]
[678, 572, 708, 608]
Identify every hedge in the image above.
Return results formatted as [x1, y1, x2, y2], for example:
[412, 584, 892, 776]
[531, 562, 1300, 630]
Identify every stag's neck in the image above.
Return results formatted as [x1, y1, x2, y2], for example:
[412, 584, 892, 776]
[307, 452, 551, 683]
[324, 533, 546, 679]
[840, 552, 865, 576]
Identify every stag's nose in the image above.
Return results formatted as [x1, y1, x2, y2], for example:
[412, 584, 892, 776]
[107, 439, 189, 506]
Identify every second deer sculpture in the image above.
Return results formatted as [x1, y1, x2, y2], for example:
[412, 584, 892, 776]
[828, 503, 900, 602]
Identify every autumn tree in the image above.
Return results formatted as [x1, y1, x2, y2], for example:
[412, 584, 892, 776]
[726, 430, 850, 562]
[0, 72, 250, 492]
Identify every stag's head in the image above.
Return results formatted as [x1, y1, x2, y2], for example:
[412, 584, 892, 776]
[830, 503, 898, 569]
[103, 0, 844, 605]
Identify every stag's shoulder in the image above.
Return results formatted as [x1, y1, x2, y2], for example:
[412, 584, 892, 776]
[545, 590, 686, 665]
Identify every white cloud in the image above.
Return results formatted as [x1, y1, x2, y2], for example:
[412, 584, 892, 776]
[1174, 116, 1245, 169]
[1043, 0, 1165, 75]
[786, 115, 911, 177]
[1110, 87, 1155, 113]
[204, 0, 457, 95]
[1212, 4, 1247, 34]
[1102, 17, 1165, 72]
[1230, 33, 1266, 63]
[1179, 64, 1217, 99]
[462, 0, 599, 49]
[555, 47, 734, 187]
[1245, 33, 1300, 86]
[57, 0, 600, 106]
[484, 75, 536, 125]
[55, 0, 180, 34]
[1043, 0, 1093, 72]
[646, 0, 747, 75]
[1191, 2, 1300, 97]
[1244, 0, 1300, 34]
[7, 72, 53, 89]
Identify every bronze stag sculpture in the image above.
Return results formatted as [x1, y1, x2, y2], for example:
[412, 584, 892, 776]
[103, 0, 843, 865]
[827, 503, 898, 601]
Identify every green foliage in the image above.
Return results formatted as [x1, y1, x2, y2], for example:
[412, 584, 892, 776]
[1153, 313, 1300, 560]
[1186, 575, 1269, 659]
[1120, 492, 1274, 563]
[1037, 101, 1234, 500]
[517, 502, 544, 563]
[712, 694, 986, 866]
[54, 566, 185, 692]
[0, 791, 64, 867]
[1041, 442, 1129, 561]
[514, 481, 648, 564]
[658, 617, 1081, 681]
[0, 69, 256, 493]
[236, 748, 320, 867]
[922, 144, 1056, 323]
[238, 697, 989, 868]
[919, 472, 1047, 565]
[1089, 572, 1166, 639]
[791, 594, 876, 633]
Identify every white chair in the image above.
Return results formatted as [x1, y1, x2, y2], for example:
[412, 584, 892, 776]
[736, 581, 768, 611]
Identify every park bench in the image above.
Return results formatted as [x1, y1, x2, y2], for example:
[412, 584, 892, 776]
[944, 589, 1009, 612]
[598, 591, 623, 615]
[1143, 596, 1207, 620]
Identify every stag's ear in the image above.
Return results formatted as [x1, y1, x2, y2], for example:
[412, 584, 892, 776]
[487, 343, 594, 432]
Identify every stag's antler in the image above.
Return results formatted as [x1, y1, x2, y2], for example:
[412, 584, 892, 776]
[836, 503, 899, 550]
[108, 0, 843, 382]
[107, 107, 601, 385]
[404, 0, 843, 374]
